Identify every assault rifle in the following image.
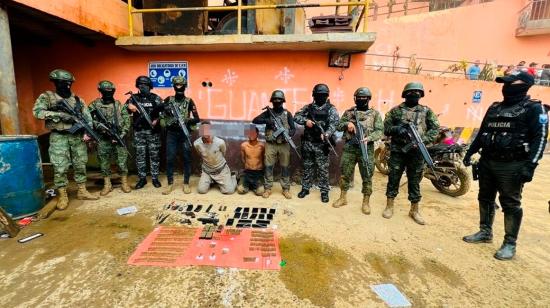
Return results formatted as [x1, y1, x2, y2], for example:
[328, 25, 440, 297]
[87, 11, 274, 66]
[125, 91, 154, 129]
[168, 100, 193, 148]
[93, 106, 132, 157]
[56, 98, 100, 141]
[353, 108, 370, 176]
[403, 122, 440, 182]
[263, 106, 301, 159]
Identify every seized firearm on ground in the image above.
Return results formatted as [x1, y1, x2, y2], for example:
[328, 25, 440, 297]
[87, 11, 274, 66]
[92, 107, 132, 157]
[263, 106, 301, 159]
[354, 108, 370, 176]
[125, 91, 154, 130]
[55, 99, 101, 141]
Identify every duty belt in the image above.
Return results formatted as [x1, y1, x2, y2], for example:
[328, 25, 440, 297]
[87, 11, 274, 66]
[483, 151, 527, 162]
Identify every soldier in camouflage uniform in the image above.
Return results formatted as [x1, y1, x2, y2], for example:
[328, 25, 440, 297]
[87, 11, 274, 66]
[252, 90, 296, 199]
[161, 76, 201, 195]
[332, 87, 384, 214]
[32, 69, 98, 218]
[89, 81, 131, 196]
[294, 84, 340, 203]
[125, 76, 164, 189]
[383, 82, 440, 225]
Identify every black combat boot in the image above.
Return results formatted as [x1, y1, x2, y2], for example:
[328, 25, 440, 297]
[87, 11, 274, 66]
[297, 189, 309, 198]
[463, 201, 495, 243]
[135, 177, 147, 189]
[152, 178, 162, 188]
[494, 208, 522, 261]
[321, 192, 329, 203]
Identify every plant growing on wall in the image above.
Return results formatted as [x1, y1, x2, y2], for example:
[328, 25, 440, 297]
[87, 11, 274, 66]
[407, 54, 423, 74]
[440, 59, 468, 78]
[478, 62, 495, 81]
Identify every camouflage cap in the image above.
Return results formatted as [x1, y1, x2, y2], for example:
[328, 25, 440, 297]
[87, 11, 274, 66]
[49, 69, 75, 82]
[172, 76, 188, 86]
[98, 80, 115, 91]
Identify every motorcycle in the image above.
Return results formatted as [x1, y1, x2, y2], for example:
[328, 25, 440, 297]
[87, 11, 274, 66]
[374, 128, 471, 197]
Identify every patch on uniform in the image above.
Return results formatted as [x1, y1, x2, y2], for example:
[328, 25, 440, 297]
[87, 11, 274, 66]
[539, 114, 548, 124]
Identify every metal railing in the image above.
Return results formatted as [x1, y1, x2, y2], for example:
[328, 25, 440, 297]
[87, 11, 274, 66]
[518, 0, 550, 30]
[126, 0, 371, 36]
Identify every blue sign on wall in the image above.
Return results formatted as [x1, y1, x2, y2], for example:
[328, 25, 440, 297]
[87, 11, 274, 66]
[148, 61, 188, 88]
[472, 90, 482, 103]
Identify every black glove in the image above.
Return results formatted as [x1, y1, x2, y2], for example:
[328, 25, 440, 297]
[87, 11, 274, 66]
[463, 153, 473, 167]
[391, 125, 408, 137]
[519, 162, 537, 183]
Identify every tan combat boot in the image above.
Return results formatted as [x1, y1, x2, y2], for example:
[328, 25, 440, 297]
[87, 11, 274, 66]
[382, 198, 394, 219]
[262, 189, 272, 199]
[409, 202, 426, 225]
[361, 194, 371, 215]
[163, 183, 174, 195]
[332, 190, 347, 208]
[56, 187, 69, 210]
[282, 189, 292, 199]
[121, 175, 132, 193]
[183, 184, 191, 194]
[100, 177, 113, 196]
[77, 183, 99, 200]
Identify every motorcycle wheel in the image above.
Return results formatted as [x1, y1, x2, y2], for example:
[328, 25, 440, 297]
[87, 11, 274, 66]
[374, 147, 390, 175]
[431, 166, 471, 197]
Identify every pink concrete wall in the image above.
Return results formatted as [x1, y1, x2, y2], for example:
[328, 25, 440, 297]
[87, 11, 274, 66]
[364, 70, 550, 128]
[14, 37, 365, 135]
[367, 0, 550, 73]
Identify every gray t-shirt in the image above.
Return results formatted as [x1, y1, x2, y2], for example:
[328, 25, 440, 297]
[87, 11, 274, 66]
[194, 136, 227, 173]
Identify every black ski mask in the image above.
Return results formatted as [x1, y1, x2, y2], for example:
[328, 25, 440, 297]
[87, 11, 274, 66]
[271, 99, 284, 112]
[174, 84, 186, 98]
[313, 93, 329, 106]
[502, 83, 530, 101]
[404, 91, 421, 107]
[138, 83, 151, 95]
[100, 89, 115, 102]
[355, 97, 370, 111]
[54, 80, 72, 99]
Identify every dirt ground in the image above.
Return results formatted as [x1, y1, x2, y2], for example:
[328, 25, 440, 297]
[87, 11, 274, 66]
[1, 159, 550, 308]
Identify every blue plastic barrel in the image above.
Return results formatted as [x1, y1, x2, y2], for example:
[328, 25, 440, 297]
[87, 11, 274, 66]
[0, 135, 45, 218]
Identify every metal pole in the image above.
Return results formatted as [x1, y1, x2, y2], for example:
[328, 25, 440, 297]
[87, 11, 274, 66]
[0, 5, 20, 135]
[237, 0, 242, 35]
[363, 0, 369, 32]
[128, 0, 134, 36]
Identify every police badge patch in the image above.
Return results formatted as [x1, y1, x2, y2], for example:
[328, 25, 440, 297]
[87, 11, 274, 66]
[540, 114, 548, 124]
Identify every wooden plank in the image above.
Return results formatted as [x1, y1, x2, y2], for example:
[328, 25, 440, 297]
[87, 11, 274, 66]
[0, 206, 20, 238]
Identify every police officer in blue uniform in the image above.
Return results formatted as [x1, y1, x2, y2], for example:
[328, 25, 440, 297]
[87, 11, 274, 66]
[463, 71, 548, 260]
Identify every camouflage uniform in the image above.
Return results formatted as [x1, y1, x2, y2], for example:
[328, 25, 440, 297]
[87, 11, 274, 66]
[252, 107, 296, 192]
[384, 103, 439, 202]
[337, 107, 384, 194]
[89, 98, 130, 177]
[294, 100, 339, 194]
[33, 91, 93, 188]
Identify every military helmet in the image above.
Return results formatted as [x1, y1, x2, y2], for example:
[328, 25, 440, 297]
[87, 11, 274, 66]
[401, 82, 425, 98]
[312, 83, 330, 95]
[97, 80, 115, 91]
[49, 69, 75, 82]
[135, 75, 153, 88]
[354, 87, 372, 98]
[270, 90, 286, 102]
[172, 76, 188, 86]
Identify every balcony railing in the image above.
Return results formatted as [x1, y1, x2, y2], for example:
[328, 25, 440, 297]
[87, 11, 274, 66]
[517, 0, 550, 36]
[126, 0, 371, 36]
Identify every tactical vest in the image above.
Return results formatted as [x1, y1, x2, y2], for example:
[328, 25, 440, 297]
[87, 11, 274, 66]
[166, 96, 196, 130]
[343, 108, 377, 144]
[400, 105, 428, 136]
[92, 99, 122, 136]
[265, 110, 290, 143]
[44, 91, 82, 131]
[479, 99, 537, 161]
[304, 103, 332, 143]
